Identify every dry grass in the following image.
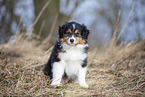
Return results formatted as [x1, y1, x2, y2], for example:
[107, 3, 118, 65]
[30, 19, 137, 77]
[90, 40, 145, 96]
[0, 34, 145, 96]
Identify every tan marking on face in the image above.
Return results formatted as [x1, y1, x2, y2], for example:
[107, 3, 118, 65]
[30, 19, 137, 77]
[74, 30, 79, 33]
[75, 37, 85, 45]
[60, 37, 69, 44]
[60, 36, 85, 45]
[68, 29, 72, 33]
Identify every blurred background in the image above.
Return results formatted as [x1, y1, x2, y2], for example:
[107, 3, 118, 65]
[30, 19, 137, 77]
[0, 0, 145, 48]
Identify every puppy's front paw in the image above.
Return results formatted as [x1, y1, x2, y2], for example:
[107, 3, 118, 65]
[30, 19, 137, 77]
[51, 81, 61, 86]
[80, 83, 89, 88]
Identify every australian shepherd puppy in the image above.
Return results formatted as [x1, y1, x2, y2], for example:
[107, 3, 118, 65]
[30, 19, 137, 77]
[43, 21, 90, 88]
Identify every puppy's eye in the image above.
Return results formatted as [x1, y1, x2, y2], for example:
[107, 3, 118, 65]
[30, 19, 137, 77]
[66, 30, 70, 34]
[75, 32, 81, 37]
[64, 31, 72, 37]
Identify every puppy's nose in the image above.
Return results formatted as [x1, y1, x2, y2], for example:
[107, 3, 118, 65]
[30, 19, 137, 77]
[70, 39, 74, 43]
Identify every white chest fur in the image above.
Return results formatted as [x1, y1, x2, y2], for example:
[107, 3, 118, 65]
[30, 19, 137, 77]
[58, 43, 88, 77]
[59, 44, 87, 61]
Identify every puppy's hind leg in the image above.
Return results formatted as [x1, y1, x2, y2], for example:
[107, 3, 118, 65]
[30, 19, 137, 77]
[43, 59, 52, 78]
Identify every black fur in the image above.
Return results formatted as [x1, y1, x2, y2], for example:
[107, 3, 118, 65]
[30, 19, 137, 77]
[81, 24, 90, 40]
[43, 41, 62, 78]
[84, 46, 89, 53]
[81, 58, 88, 67]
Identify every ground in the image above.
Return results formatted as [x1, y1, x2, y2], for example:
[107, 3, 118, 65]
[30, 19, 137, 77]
[0, 35, 145, 96]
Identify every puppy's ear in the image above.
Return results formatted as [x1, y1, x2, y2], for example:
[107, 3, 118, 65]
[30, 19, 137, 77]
[81, 24, 90, 40]
[58, 25, 65, 38]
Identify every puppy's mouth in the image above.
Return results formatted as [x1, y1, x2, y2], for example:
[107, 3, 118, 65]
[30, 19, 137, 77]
[68, 43, 75, 46]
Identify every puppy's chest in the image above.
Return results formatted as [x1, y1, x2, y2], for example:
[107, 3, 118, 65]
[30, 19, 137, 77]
[59, 47, 87, 61]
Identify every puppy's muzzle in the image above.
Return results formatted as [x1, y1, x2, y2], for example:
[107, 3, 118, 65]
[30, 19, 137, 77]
[68, 36, 76, 45]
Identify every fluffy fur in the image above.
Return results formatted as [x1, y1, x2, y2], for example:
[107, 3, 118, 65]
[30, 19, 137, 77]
[43, 21, 90, 88]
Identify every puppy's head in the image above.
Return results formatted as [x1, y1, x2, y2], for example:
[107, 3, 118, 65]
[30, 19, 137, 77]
[59, 22, 89, 46]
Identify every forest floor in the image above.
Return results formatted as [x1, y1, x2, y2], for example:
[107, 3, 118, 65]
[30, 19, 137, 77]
[0, 34, 145, 96]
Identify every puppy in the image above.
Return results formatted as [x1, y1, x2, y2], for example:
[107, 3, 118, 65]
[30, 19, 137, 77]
[43, 21, 90, 88]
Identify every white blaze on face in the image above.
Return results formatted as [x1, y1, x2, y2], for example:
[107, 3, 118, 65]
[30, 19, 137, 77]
[67, 23, 77, 45]
[72, 24, 75, 30]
